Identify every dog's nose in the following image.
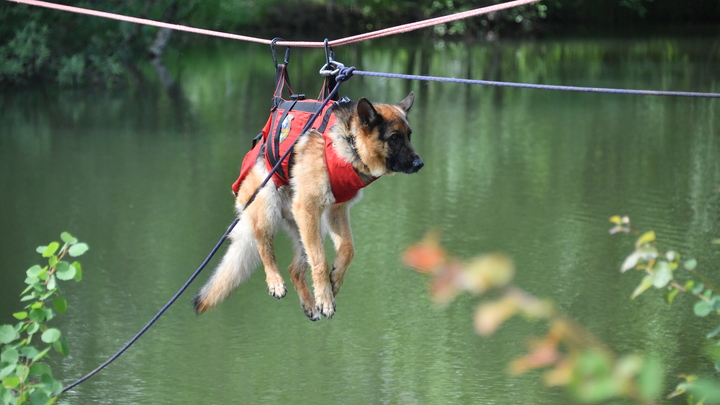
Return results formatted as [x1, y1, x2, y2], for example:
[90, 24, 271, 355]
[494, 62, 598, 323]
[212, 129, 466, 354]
[411, 158, 424, 173]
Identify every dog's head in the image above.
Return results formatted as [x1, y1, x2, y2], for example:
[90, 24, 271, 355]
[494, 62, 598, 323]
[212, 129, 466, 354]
[353, 92, 424, 177]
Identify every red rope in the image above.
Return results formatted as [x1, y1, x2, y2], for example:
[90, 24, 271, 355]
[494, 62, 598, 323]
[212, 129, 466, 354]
[7, 0, 541, 47]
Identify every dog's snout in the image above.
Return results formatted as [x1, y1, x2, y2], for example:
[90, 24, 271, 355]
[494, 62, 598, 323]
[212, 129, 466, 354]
[411, 157, 424, 173]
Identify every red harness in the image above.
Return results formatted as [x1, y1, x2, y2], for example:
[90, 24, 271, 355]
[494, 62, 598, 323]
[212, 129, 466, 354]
[231, 73, 375, 204]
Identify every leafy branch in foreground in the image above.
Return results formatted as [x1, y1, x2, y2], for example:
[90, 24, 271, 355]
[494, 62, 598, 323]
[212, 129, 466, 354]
[403, 231, 662, 405]
[610, 215, 720, 404]
[0, 232, 87, 405]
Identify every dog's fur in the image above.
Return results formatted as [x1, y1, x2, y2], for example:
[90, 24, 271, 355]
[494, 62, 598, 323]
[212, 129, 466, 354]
[193, 92, 423, 321]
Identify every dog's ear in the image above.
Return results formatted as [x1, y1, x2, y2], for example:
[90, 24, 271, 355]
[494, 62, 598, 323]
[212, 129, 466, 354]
[396, 91, 415, 114]
[357, 98, 382, 127]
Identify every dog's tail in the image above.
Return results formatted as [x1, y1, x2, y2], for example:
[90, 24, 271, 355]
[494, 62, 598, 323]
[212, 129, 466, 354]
[193, 220, 260, 314]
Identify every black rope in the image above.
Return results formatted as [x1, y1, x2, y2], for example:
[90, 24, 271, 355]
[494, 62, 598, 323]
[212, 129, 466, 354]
[59, 67, 355, 395]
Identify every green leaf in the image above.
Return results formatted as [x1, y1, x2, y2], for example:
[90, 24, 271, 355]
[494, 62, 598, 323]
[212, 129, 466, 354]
[55, 261, 76, 281]
[667, 288, 680, 304]
[36, 245, 47, 254]
[53, 296, 68, 314]
[12, 311, 28, 320]
[60, 232, 77, 244]
[652, 261, 673, 288]
[707, 325, 720, 339]
[41, 328, 61, 344]
[26, 265, 44, 278]
[47, 274, 56, 290]
[635, 231, 656, 248]
[68, 243, 88, 257]
[632, 275, 654, 299]
[27, 322, 39, 335]
[693, 282, 706, 295]
[1, 348, 19, 364]
[695, 300, 713, 317]
[21, 346, 39, 359]
[29, 308, 46, 323]
[32, 346, 51, 362]
[48, 255, 58, 267]
[28, 362, 51, 377]
[637, 357, 663, 401]
[0, 325, 19, 344]
[2, 376, 20, 389]
[42, 242, 60, 258]
[713, 238, 720, 245]
[72, 261, 83, 282]
[685, 258, 698, 270]
[53, 336, 69, 357]
[0, 363, 16, 379]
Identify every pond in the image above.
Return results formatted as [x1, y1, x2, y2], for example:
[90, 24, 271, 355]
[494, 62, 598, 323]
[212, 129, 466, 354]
[1, 33, 719, 404]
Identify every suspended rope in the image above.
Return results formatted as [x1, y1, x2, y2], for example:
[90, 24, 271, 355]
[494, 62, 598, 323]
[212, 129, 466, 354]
[352, 70, 720, 98]
[6, 0, 541, 47]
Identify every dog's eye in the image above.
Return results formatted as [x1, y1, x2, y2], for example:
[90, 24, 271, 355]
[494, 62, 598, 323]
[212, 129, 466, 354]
[390, 133, 400, 141]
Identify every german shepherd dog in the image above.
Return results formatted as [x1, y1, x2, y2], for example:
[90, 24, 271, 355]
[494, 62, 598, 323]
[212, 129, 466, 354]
[193, 92, 423, 321]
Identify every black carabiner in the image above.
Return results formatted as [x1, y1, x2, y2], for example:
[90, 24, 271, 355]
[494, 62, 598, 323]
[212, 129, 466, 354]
[270, 37, 290, 68]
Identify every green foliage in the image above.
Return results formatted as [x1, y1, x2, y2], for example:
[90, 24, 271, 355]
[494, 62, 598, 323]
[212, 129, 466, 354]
[612, 216, 720, 404]
[404, 231, 663, 404]
[0, 232, 87, 405]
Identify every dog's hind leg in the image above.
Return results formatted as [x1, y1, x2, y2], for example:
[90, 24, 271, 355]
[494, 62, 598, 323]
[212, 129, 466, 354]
[284, 219, 318, 320]
[324, 203, 355, 296]
[246, 186, 287, 299]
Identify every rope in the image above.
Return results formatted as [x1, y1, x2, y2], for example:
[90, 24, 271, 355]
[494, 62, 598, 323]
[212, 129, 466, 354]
[352, 70, 720, 98]
[58, 68, 354, 394]
[6, 0, 540, 47]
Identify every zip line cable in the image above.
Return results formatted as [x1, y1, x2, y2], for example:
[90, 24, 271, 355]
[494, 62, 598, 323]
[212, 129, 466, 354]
[6, 0, 541, 47]
[351, 70, 720, 98]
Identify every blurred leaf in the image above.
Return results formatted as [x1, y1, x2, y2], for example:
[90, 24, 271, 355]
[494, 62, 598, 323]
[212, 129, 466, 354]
[693, 282, 706, 295]
[53, 336, 69, 357]
[29, 308, 45, 322]
[26, 265, 44, 278]
[32, 346, 51, 362]
[47, 274, 56, 290]
[36, 245, 47, 254]
[12, 311, 28, 320]
[42, 242, 60, 258]
[635, 231, 656, 248]
[621, 245, 658, 273]
[60, 232, 77, 244]
[41, 328, 61, 343]
[461, 253, 514, 294]
[637, 357, 663, 401]
[53, 296, 67, 314]
[694, 300, 713, 317]
[429, 262, 463, 305]
[688, 378, 720, 403]
[3, 376, 20, 389]
[68, 242, 88, 257]
[631, 275, 654, 299]
[55, 261, 76, 281]
[1, 348, 19, 364]
[28, 362, 51, 377]
[609, 215, 622, 225]
[27, 322, 39, 335]
[474, 295, 519, 337]
[72, 261, 83, 282]
[713, 239, 720, 245]
[685, 258, 698, 270]
[652, 261, 673, 288]
[21, 346, 39, 359]
[0, 325, 20, 344]
[707, 325, 720, 339]
[402, 230, 446, 274]
[0, 363, 15, 379]
[667, 288, 680, 304]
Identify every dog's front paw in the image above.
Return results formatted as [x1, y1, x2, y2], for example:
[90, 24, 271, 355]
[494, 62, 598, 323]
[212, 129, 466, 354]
[315, 290, 336, 319]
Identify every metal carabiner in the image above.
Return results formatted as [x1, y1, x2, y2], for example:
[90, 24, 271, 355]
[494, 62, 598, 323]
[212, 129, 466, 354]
[271, 38, 291, 68]
[319, 39, 345, 76]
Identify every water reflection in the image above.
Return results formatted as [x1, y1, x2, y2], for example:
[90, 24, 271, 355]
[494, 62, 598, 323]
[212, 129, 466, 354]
[1, 35, 719, 404]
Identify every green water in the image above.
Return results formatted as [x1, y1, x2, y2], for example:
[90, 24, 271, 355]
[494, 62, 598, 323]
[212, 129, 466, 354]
[1, 35, 719, 404]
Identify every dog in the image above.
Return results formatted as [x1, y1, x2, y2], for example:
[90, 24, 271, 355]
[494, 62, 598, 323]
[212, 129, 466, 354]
[192, 92, 423, 321]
